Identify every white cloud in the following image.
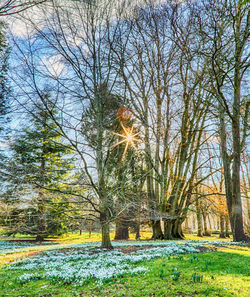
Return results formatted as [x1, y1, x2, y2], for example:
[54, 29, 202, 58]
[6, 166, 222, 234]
[6, 0, 186, 39]
[41, 55, 66, 77]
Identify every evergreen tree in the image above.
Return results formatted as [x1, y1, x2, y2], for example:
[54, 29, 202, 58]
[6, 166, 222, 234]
[6, 99, 74, 240]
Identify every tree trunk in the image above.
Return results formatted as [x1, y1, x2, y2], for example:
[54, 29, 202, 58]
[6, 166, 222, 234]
[219, 215, 226, 238]
[135, 223, 140, 240]
[101, 222, 112, 249]
[152, 220, 164, 240]
[164, 219, 184, 240]
[231, 110, 247, 241]
[202, 213, 210, 236]
[100, 210, 112, 249]
[173, 219, 184, 239]
[196, 199, 203, 237]
[225, 215, 230, 238]
[114, 220, 129, 240]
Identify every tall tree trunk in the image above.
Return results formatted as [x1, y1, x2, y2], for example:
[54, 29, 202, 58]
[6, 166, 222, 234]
[231, 62, 247, 241]
[196, 199, 203, 237]
[225, 215, 230, 238]
[202, 212, 210, 236]
[219, 215, 226, 238]
[216, 3, 248, 242]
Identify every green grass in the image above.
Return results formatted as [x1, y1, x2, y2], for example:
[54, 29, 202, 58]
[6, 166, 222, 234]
[1, 231, 233, 243]
[0, 249, 249, 297]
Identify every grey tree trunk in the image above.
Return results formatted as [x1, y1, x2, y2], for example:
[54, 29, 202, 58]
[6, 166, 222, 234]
[219, 215, 226, 238]
[225, 215, 230, 238]
[101, 222, 112, 249]
[196, 199, 203, 237]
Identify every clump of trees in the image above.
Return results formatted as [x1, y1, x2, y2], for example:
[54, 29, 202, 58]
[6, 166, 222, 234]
[0, 0, 249, 247]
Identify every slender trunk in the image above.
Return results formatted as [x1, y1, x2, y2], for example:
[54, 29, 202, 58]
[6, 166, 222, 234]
[225, 215, 230, 238]
[135, 223, 140, 240]
[196, 199, 203, 237]
[183, 217, 191, 234]
[219, 108, 233, 229]
[219, 215, 226, 238]
[231, 80, 247, 241]
[229, 6, 248, 242]
[208, 215, 212, 231]
[202, 213, 210, 236]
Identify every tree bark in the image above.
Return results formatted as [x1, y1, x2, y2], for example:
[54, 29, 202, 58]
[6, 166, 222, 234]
[135, 223, 140, 240]
[101, 222, 112, 249]
[202, 212, 210, 236]
[164, 219, 184, 240]
[196, 199, 203, 237]
[219, 215, 226, 238]
[100, 210, 112, 249]
[225, 215, 230, 238]
[114, 219, 129, 240]
[152, 220, 164, 240]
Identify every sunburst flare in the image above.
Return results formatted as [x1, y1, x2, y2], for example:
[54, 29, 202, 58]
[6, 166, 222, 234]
[111, 122, 140, 160]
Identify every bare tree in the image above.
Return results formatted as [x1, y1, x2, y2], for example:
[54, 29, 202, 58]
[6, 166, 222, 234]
[8, 0, 137, 248]
[193, 0, 249, 241]
[110, 2, 213, 239]
[0, 0, 47, 16]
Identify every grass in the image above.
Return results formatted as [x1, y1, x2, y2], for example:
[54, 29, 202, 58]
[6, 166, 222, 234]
[0, 233, 248, 297]
[0, 250, 249, 297]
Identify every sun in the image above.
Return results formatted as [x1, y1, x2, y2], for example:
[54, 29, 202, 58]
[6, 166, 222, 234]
[111, 122, 140, 160]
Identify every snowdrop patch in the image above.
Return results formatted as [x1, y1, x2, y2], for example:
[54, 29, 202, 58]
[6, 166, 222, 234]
[6, 239, 244, 286]
[9, 242, 202, 285]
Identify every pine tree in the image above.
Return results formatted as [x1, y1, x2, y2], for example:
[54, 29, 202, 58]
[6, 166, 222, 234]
[6, 100, 74, 240]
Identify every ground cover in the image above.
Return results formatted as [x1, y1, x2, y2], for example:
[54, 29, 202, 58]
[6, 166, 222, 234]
[0, 237, 249, 297]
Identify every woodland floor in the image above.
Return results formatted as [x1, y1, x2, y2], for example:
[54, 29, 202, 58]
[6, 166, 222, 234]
[0, 232, 249, 297]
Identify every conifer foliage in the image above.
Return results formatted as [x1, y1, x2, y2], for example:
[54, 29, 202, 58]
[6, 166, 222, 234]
[6, 100, 74, 240]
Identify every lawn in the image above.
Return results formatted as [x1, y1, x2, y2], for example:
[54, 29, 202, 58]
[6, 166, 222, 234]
[0, 233, 249, 297]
